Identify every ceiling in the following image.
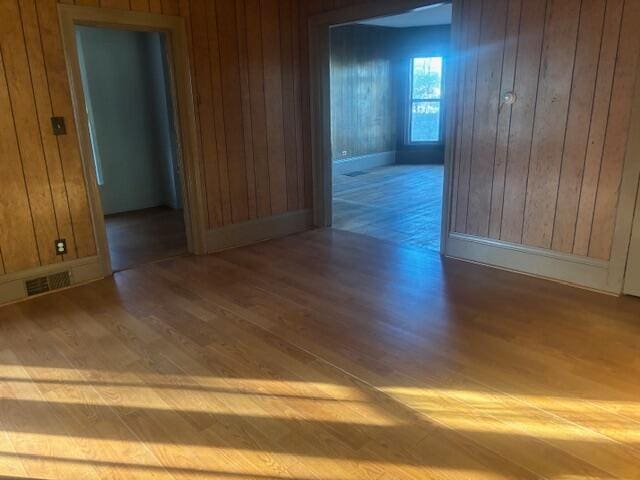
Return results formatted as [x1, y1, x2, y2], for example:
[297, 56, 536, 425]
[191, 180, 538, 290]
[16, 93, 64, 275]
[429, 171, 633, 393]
[357, 3, 452, 28]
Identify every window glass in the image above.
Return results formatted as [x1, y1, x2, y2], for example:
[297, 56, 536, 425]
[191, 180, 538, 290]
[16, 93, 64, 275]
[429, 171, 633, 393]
[411, 101, 441, 143]
[409, 57, 443, 143]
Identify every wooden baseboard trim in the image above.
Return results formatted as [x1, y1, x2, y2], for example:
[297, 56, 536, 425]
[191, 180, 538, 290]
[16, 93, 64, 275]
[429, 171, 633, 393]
[332, 151, 396, 175]
[207, 210, 314, 253]
[446, 233, 615, 293]
[0, 256, 103, 305]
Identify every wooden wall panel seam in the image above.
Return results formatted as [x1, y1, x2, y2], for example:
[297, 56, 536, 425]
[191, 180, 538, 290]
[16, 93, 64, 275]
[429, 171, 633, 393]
[453, 0, 482, 233]
[548, 0, 584, 251]
[486, 0, 511, 238]
[0, 43, 42, 268]
[584, 0, 625, 257]
[235, 0, 258, 220]
[260, 0, 288, 215]
[211, 0, 235, 224]
[500, 0, 548, 244]
[206, 0, 233, 225]
[466, 0, 509, 237]
[0, 45, 40, 272]
[19, 0, 70, 261]
[215, 0, 250, 224]
[245, 0, 272, 218]
[572, 0, 624, 256]
[291, 0, 305, 211]
[19, 1, 61, 239]
[279, 0, 300, 211]
[518, 0, 550, 245]
[551, 0, 607, 253]
[149, 0, 162, 14]
[1, 0, 61, 266]
[35, 0, 80, 259]
[190, 0, 222, 228]
[488, 0, 522, 240]
[37, 0, 96, 258]
[462, 0, 485, 233]
[522, 0, 582, 249]
[588, 0, 640, 259]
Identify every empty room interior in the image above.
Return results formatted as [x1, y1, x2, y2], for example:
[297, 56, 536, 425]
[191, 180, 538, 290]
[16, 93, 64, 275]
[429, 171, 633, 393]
[1, 1, 640, 479]
[331, 5, 449, 252]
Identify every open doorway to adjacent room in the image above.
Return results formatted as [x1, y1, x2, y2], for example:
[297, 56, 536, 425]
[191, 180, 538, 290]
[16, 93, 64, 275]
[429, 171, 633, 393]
[329, 3, 451, 253]
[59, 4, 208, 276]
[75, 26, 186, 272]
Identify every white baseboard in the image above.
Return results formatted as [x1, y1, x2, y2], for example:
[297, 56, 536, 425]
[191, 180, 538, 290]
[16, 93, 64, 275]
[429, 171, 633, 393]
[445, 233, 616, 293]
[0, 256, 103, 306]
[207, 209, 313, 253]
[333, 151, 396, 175]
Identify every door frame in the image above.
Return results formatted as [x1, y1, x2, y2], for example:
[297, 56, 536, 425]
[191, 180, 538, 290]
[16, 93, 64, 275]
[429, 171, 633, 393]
[308, 0, 459, 254]
[58, 4, 207, 276]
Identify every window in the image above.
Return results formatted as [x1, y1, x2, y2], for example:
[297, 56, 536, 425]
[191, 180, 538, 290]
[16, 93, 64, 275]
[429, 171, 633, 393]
[408, 56, 443, 143]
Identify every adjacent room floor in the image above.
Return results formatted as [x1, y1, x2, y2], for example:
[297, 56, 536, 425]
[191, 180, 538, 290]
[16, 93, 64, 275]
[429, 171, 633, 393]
[333, 164, 444, 252]
[1, 229, 639, 479]
[104, 206, 187, 272]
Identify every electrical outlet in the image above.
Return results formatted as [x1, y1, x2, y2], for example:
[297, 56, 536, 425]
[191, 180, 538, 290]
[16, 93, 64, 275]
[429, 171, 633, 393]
[51, 117, 66, 136]
[341, 150, 348, 157]
[55, 239, 67, 256]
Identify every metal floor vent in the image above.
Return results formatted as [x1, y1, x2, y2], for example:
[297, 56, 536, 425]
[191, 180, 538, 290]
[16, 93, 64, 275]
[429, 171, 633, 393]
[25, 271, 71, 297]
[343, 170, 368, 177]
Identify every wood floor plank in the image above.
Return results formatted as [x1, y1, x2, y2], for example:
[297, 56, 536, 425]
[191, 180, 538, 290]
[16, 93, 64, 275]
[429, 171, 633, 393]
[0, 230, 639, 479]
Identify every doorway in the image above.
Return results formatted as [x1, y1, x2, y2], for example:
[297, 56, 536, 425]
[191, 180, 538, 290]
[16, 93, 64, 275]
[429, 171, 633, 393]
[76, 26, 185, 271]
[59, 5, 206, 276]
[310, 1, 455, 255]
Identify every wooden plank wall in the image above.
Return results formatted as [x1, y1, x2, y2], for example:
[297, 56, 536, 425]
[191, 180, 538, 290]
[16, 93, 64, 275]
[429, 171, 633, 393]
[452, 0, 640, 260]
[330, 25, 397, 161]
[1, 0, 639, 280]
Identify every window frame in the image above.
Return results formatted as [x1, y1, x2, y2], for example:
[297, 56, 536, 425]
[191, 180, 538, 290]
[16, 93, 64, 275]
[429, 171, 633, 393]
[406, 56, 445, 145]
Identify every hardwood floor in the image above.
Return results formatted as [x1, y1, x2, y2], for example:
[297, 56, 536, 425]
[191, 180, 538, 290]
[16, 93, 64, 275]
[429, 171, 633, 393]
[104, 206, 187, 272]
[1, 229, 639, 479]
[333, 165, 443, 252]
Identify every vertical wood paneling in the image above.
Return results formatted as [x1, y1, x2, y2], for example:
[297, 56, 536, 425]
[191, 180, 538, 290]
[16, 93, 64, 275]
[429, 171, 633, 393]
[216, 1, 249, 223]
[499, 0, 547, 244]
[465, 0, 508, 237]
[0, 0, 59, 265]
[129, 0, 150, 12]
[245, 0, 272, 218]
[20, 0, 77, 261]
[161, 0, 179, 16]
[2, 0, 640, 281]
[205, 0, 232, 224]
[488, 0, 522, 239]
[0, 47, 40, 272]
[260, 0, 288, 214]
[299, 1, 314, 209]
[454, 0, 640, 262]
[98, 0, 129, 10]
[291, 0, 306, 210]
[190, 0, 221, 227]
[452, 0, 482, 233]
[573, 0, 624, 256]
[522, 0, 581, 249]
[39, 0, 95, 258]
[551, 0, 606, 253]
[235, 0, 257, 220]
[148, 0, 162, 14]
[589, 0, 640, 259]
[279, 0, 300, 210]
